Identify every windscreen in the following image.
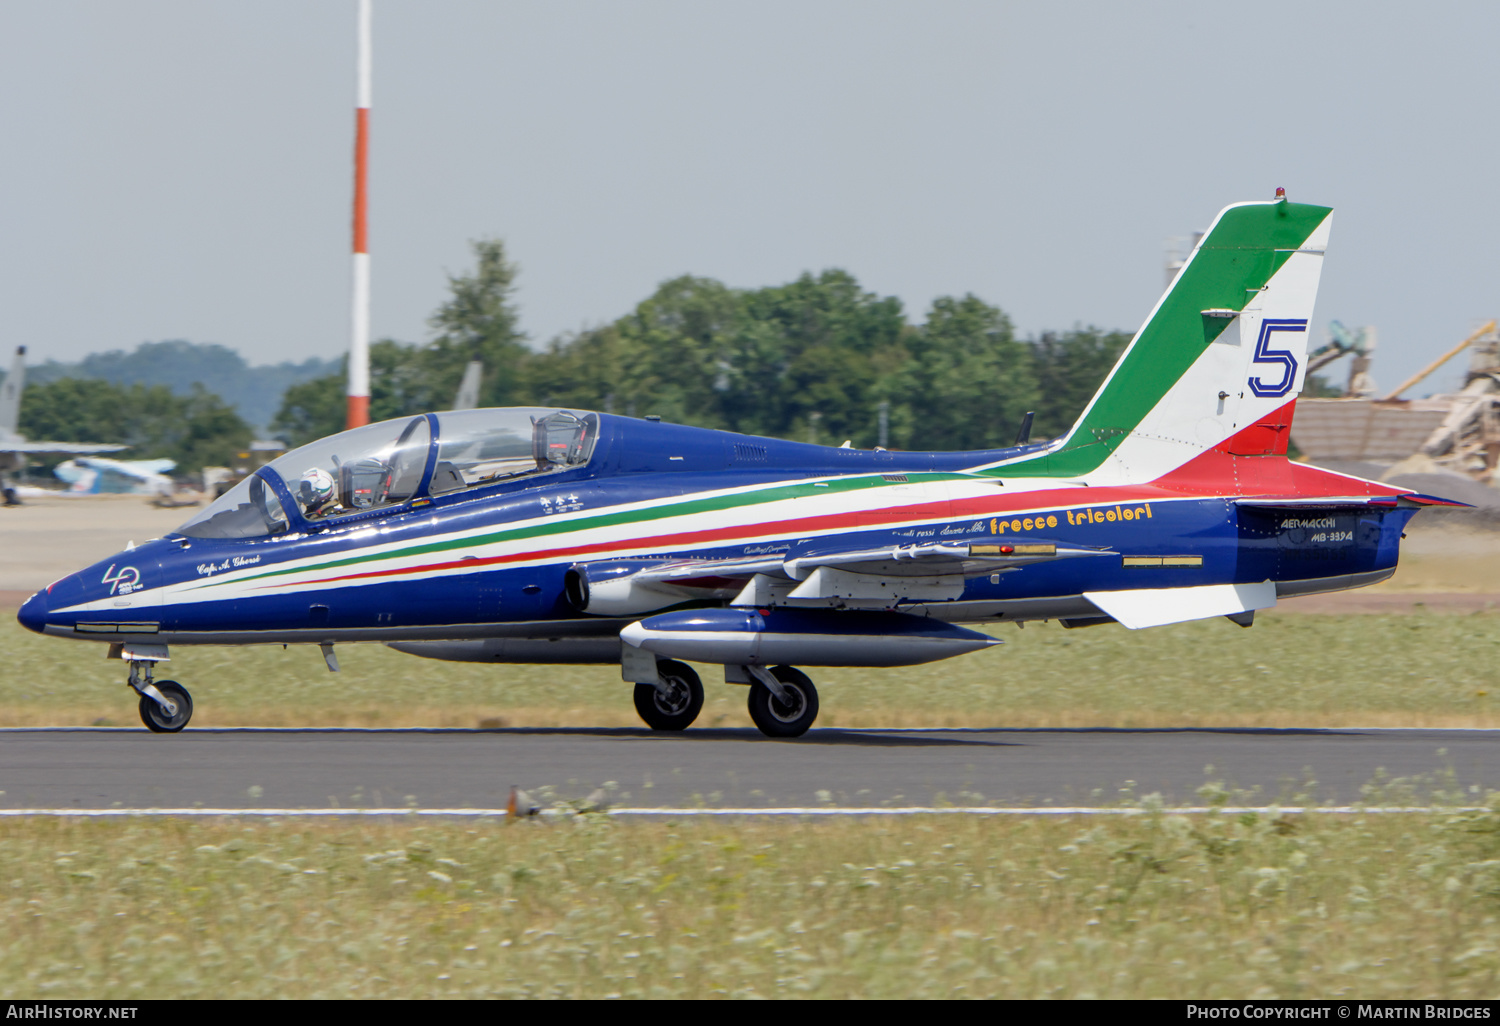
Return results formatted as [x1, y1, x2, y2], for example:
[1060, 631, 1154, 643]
[176, 474, 288, 539]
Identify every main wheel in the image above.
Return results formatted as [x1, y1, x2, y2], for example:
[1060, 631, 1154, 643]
[633, 660, 703, 731]
[746, 666, 819, 738]
[139, 680, 193, 733]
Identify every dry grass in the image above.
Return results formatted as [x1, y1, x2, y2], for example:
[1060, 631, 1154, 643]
[1368, 523, 1500, 594]
[8, 804, 1500, 998]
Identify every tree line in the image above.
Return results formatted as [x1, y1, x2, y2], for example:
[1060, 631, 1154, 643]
[16, 238, 1136, 474]
[26, 341, 337, 433]
[16, 379, 252, 475]
[273, 239, 1131, 451]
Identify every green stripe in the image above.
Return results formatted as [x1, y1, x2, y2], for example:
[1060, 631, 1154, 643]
[998, 200, 1330, 479]
[192, 472, 977, 590]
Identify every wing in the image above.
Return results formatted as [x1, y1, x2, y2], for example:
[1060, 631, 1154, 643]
[570, 539, 1115, 615]
[1, 442, 129, 455]
[638, 540, 1109, 585]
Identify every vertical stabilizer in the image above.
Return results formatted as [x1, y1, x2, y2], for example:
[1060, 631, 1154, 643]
[1003, 196, 1332, 484]
[0, 346, 24, 440]
[453, 359, 483, 411]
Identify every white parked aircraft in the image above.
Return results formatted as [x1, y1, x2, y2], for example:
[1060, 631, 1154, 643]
[54, 457, 175, 496]
[0, 346, 126, 505]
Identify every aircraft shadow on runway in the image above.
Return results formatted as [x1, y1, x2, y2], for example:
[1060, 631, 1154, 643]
[480, 726, 1003, 748]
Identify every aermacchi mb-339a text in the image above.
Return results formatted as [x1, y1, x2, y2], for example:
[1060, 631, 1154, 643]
[16, 193, 1461, 736]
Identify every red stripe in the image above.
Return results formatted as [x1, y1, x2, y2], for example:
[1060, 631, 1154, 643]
[345, 395, 369, 431]
[352, 108, 369, 255]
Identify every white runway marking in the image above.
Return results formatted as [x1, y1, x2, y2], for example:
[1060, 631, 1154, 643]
[2, 726, 1499, 735]
[0, 806, 1480, 818]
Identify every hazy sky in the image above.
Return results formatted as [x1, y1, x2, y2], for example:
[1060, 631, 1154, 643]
[2, 1, 1496, 396]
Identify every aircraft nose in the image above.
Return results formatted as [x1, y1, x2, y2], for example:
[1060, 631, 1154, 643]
[16, 589, 47, 635]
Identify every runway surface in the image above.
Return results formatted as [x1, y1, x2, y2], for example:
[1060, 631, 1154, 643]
[0, 726, 1493, 811]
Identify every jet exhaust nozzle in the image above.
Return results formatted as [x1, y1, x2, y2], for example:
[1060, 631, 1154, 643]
[565, 560, 687, 617]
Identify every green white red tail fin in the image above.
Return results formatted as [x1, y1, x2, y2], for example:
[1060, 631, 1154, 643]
[999, 197, 1333, 484]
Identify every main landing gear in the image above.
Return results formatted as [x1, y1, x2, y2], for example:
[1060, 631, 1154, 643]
[127, 660, 194, 733]
[745, 666, 819, 738]
[630, 659, 821, 738]
[633, 660, 704, 731]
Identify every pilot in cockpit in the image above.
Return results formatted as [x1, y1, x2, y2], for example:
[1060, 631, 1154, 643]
[298, 467, 340, 517]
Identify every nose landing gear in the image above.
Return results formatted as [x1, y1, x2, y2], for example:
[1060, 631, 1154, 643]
[127, 660, 194, 733]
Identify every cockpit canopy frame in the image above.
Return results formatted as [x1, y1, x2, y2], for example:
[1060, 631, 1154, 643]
[175, 407, 599, 540]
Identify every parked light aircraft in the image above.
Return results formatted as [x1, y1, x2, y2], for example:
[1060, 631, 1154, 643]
[1, 346, 126, 505]
[16, 195, 1462, 735]
[54, 457, 176, 496]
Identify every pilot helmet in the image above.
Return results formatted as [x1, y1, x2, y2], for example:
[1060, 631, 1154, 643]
[299, 467, 336, 507]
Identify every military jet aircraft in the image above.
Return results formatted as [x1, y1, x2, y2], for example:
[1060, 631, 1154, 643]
[1, 346, 127, 505]
[16, 194, 1461, 736]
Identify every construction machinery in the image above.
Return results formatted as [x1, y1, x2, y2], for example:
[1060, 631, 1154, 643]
[1290, 321, 1500, 480]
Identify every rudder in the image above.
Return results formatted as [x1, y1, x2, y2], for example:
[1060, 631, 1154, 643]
[1007, 195, 1332, 483]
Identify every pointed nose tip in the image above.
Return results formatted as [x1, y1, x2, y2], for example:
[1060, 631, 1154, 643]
[16, 590, 47, 634]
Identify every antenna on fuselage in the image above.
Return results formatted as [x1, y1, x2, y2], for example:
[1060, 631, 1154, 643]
[1013, 411, 1035, 446]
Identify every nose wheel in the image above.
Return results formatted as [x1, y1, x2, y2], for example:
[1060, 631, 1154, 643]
[126, 659, 194, 733]
[138, 681, 193, 733]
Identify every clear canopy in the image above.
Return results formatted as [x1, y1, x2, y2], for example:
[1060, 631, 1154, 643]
[175, 408, 599, 539]
[176, 473, 289, 539]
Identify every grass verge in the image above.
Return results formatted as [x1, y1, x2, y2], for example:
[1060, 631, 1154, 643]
[8, 801, 1500, 998]
[6, 610, 1500, 729]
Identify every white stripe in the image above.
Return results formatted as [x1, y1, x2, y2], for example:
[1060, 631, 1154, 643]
[356, 0, 372, 109]
[348, 252, 370, 395]
[0, 806, 1475, 818]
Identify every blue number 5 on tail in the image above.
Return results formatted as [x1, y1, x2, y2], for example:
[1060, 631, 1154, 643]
[1248, 319, 1306, 398]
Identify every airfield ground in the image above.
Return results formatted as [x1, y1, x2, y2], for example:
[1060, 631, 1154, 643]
[1, 808, 1497, 998]
[2, 493, 1500, 729]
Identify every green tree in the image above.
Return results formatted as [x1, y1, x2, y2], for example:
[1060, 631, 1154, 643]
[427, 238, 531, 408]
[271, 239, 532, 443]
[1031, 327, 1132, 440]
[270, 339, 456, 447]
[903, 294, 1038, 450]
[165, 385, 255, 472]
[727, 270, 909, 444]
[527, 325, 636, 413]
[611, 275, 742, 428]
[266, 241, 1139, 456]
[18, 378, 251, 474]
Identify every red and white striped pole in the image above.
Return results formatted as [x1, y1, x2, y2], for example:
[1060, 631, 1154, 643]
[346, 0, 372, 429]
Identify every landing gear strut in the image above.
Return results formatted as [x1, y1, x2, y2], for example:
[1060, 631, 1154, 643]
[746, 665, 819, 738]
[128, 660, 193, 733]
[633, 659, 703, 731]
